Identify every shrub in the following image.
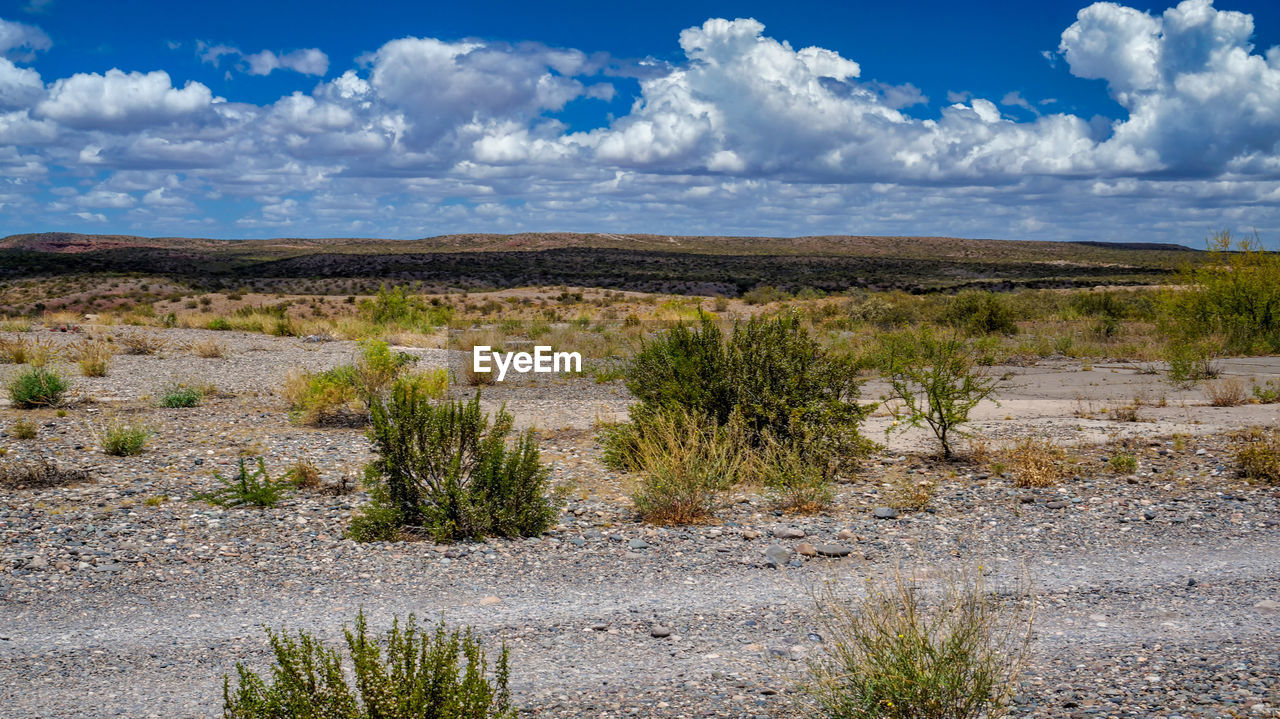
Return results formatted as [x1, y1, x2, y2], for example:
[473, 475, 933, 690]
[207, 317, 232, 331]
[1005, 437, 1066, 488]
[942, 291, 1018, 336]
[1253, 379, 1280, 404]
[352, 386, 556, 542]
[0, 458, 90, 489]
[72, 340, 113, 377]
[1204, 377, 1249, 407]
[118, 332, 167, 355]
[284, 341, 422, 426]
[628, 408, 748, 524]
[742, 285, 792, 305]
[189, 339, 227, 358]
[10, 418, 37, 440]
[805, 567, 1033, 719]
[285, 459, 322, 489]
[223, 611, 514, 719]
[757, 437, 833, 514]
[8, 367, 68, 408]
[196, 457, 291, 507]
[1164, 339, 1220, 388]
[615, 313, 872, 479]
[877, 327, 999, 459]
[1162, 231, 1280, 355]
[1109, 452, 1138, 473]
[100, 420, 151, 456]
[159, 383, 204, 408]
[1232, 427, 1280, 484]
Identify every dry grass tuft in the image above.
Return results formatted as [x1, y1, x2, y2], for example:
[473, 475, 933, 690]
[118, 331, 167, 355]
[187, 339, 227, 358]
[884, 466, 934, 511]
[1204, 377, 1249, 407]
[1005, 437, 1067, 488]
[71, 340, 114, 377]
[0, 458, 91, 489]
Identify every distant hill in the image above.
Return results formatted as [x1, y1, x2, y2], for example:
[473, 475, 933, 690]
[0, 231, 1196, 295]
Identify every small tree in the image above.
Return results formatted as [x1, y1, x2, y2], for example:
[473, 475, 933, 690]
[877, 327, 998, 459]
[1162, 231, 1280, 355]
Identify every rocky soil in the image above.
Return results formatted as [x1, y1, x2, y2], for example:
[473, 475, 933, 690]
[1, 327, 1278, 718]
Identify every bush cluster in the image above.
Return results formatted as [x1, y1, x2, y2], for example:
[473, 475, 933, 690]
[283, 340, 440, 426]
[605, 313, 873, 521]
[8, 367, 68, 408]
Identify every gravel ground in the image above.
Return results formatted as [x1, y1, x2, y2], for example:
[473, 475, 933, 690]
[1, 327, 1278, 718]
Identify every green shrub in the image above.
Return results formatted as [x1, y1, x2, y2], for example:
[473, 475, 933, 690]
[1109, 452, 1138, 473]
[1162, 231, 1280, 355]
[352, 385, 556, 542]
[613, 313, 872, 479]
[207, 317, 232, 331]
[1232, 427, 1280, 484]
[223, 611, 514, 719]
[1253, 379, 1280, 404]
[942, 291, 1018, 336]
[628, 408, 748, 524]
[101, 420, 151, 456]
[10, 418, 36, 440]
[196, 457, 291, 507]
[159, 383, 204, 408]
[8, 367, 68, 408]
[1163, 339, 1220, 388]
[877, 327, 999, 459]
[805, 568, 1033, 719]
[741, 285, 792, 305]
[283, 341, 423, 426]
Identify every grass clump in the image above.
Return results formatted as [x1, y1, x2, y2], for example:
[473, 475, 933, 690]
[72, 340, 114, 377]
[118, 332, 167, 355]
[196, 457, 292, 507]
[10, 418, 37, 440]
[159, 382, 204, 408]
[283, 340, 427, 426]
[1109, 452, 1138, 474]
[0, 458, 90, 489]
[188, 339, 227, 358]
[1232, 427, 1280, 484]
[1253, 379, 1280, 404]
[284, 459, 322, 489]
[1204, 377, 1248, 407]
[100, 420, 151, 456]
[8, 367, 68, 408]
[628, 408, 748, 524]
[223, 611, 513, 719]
[877, 327, 999, 459]
[805, 567, 1033, 719]
[1005, 437, 1066, 488]
[350, 385, 556, 542]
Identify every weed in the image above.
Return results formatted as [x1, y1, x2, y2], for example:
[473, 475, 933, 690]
[805, 566, 1033, 719]
[196, 457, 291, 507]
[1254, 379, 1280, 404]
[885, 467, 934, 512]
[222, 611, 514, 719]
[1205, 377, 1249, 407]
[284, 459, 322, 489]
[72, 340, 113, 377]
[0, 458, 90, 489]
[159, 382, 204, 408]
[144, 495, 168, 507]
[8, 367, 68, 408]
[100, 420, 151, 456]
[758, 437, 833, 514]
[188, 339, 227, 358]
[1005, 437, 1066, 488]
[118, 332, 167, 355]
[628, 408, 748, 524]
[1231, 427, 1280, 484]
[10, 418, 37, 440]
[1109, 452, 1138, 473]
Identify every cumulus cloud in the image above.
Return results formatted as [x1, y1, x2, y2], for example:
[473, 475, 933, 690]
[35, 69, 214, 129]
[0, 17, 50, 60]
[4, 3, 1280, 242]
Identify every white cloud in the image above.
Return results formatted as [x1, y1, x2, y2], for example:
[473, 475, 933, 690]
[3, 4, 1280, 243]
[243, 48, 329, 76]
[0, 17, 50, 60]
[36, 69, 214, 129]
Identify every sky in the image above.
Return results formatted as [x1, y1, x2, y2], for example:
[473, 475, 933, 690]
[2, 0, 1280, 246]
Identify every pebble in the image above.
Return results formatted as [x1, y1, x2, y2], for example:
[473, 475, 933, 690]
[872, 507, 899, 519]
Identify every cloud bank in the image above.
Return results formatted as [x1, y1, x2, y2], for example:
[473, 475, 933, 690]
[2, 0, 1279, 243]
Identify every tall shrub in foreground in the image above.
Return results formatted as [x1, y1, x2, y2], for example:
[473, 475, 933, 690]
[223, 611, 514, 719]
[350, 384, 555, 542]
[877, 327, 998, 459]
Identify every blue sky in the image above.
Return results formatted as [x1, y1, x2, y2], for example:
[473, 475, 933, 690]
[2, 0, 1280, 245]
